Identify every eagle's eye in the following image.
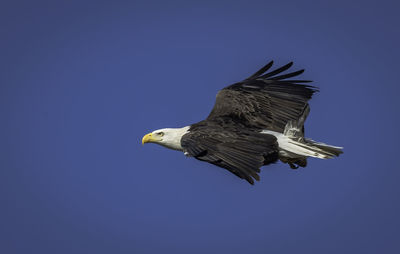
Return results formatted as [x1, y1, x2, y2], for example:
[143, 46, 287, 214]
[158, 132, 164, 137]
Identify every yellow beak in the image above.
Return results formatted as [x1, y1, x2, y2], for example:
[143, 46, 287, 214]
[142, 133, 153, 145]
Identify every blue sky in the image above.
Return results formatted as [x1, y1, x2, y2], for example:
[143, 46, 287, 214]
[1, 0, 399, 253]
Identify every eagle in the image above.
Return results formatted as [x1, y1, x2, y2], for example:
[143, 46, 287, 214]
[142, 61, 343, 184]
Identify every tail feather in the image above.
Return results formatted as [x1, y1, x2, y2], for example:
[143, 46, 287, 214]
[285, 139, 343, 159]
[305, 139, 343, 157]
[261, 107, 343, 165]
[280, 107, 343, 159]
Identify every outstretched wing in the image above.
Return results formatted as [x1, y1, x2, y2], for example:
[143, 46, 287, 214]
[207, 61, 318, 132]
[181, 123, 279, 184]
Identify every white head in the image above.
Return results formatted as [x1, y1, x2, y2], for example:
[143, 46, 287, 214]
[142, 126, 190, 151]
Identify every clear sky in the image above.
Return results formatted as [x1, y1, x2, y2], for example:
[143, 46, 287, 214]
[1, 0, 399, 253]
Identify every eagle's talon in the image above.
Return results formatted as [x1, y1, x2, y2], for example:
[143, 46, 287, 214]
[289, 162, 299, 169]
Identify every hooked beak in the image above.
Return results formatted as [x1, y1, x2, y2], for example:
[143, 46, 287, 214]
[142, 133, 153, 145]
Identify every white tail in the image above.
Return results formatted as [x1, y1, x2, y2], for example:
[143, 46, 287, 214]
[280, 137, 343, 159]
[261, 113, 343, 160]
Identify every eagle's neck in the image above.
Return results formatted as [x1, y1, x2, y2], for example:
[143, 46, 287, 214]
[160, 126, 190, 151]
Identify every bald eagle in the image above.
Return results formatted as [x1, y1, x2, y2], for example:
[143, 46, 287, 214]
[142, 61, 343, 184]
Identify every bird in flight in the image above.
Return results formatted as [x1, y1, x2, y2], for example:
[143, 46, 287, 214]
[142, 61, 343, 184]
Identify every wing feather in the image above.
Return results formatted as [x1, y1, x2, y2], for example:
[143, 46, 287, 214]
[207, 61, 318, 132]
[246, 60, 274, 80]
[181, 125, 278, 184]
[260, 62, 293, 79]
[269, 69, 304, 80]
